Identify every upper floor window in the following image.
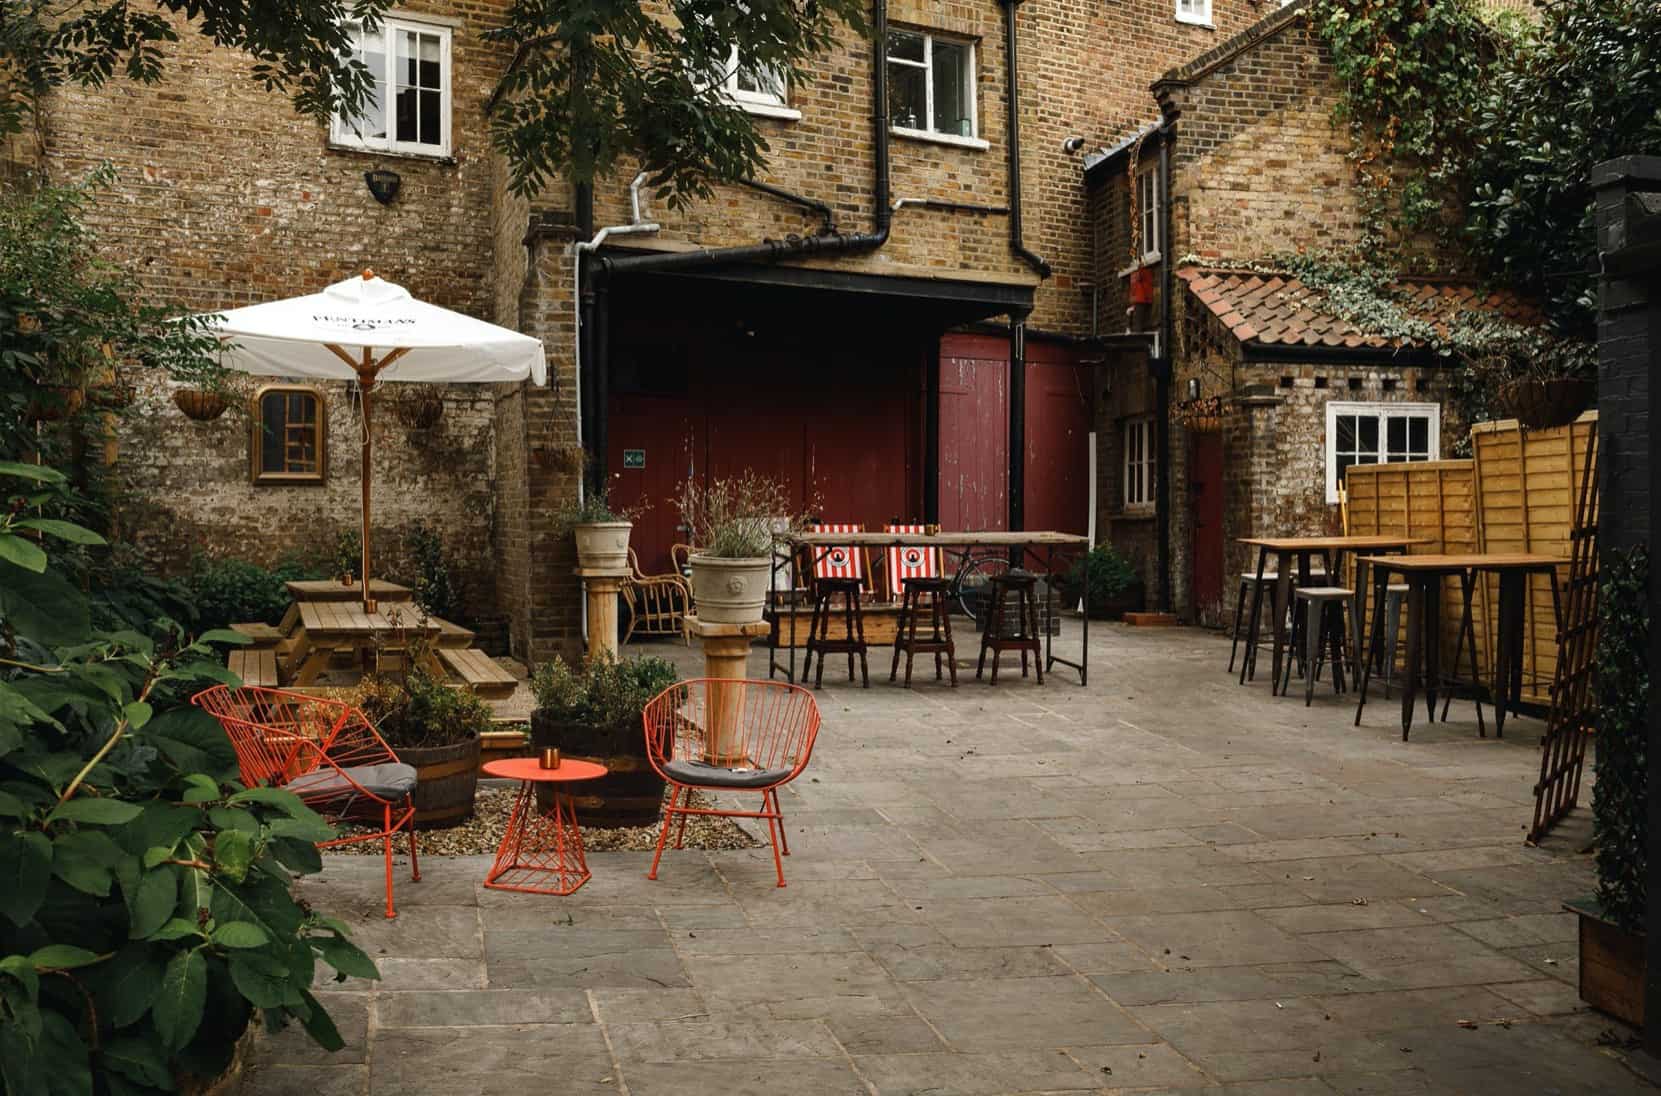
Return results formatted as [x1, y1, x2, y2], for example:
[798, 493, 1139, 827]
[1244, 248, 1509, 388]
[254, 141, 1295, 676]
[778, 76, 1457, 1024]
[1135, 163, 1161, 264]
[723, 46, 798, 119]
[252, 386, 326, 486]
[887, 30, 980, 145]
[1123, 416, 1156, 511]
[330, 17, 452, 158]
[1325, 401, 1439, 503]
[1176, 0, 1213, 26]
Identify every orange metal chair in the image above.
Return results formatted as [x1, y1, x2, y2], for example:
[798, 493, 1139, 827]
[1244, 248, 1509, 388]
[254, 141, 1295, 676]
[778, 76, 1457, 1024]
[642, 678, 821, 887]
[192, 685, 420, 918]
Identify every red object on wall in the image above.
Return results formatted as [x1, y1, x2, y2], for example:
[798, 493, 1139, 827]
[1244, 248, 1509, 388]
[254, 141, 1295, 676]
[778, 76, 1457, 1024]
[1190, 432, 1225, 623]
[1129, 266, 1155, 306]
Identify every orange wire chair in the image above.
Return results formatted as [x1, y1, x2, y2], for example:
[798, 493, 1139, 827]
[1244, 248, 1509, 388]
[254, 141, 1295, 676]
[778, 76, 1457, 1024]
[642, 679, 821, 887]
[191, 685, 420, 918]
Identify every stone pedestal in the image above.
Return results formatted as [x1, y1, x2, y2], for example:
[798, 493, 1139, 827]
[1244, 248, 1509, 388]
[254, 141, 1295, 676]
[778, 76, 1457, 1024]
[575, 567, 629, 662]
[685, 615, 770, 764]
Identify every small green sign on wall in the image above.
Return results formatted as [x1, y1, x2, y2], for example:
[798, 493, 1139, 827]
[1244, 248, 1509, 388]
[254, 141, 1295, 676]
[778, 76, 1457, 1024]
[623, 449, 646, 469]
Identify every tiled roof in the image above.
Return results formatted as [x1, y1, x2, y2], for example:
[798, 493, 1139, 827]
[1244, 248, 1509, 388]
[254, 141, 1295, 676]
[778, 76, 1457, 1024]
[1177, 265, 1539, 352]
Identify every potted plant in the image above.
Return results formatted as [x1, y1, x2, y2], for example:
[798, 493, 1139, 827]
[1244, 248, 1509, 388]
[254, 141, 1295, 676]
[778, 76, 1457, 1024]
[676, 471, 802, 625]
[529, 653, 679, 827]
[1569, 543, 1648, 1025]
[334, 528, 362, 586]
[354, 670, 492, 829]
[555, 487, 641, 572]
[1063, 542, 1145, 620]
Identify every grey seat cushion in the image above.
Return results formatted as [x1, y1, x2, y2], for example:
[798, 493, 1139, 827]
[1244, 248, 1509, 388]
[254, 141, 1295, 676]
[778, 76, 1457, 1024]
[286, 762, 417, 801]
[663, 759, 792, 789]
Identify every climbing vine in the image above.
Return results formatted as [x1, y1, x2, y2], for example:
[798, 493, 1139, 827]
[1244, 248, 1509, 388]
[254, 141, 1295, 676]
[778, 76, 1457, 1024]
[1592, 544, 1648, 934]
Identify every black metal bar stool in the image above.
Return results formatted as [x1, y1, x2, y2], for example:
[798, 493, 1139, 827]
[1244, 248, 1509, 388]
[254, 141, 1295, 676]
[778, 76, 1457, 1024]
[804, 577, 869, 688]
[1228, 570, 1280, 674]
[976, 571, 1042, 685]
[1280, 586, 1356, 705]
[890, 576, 957, 687]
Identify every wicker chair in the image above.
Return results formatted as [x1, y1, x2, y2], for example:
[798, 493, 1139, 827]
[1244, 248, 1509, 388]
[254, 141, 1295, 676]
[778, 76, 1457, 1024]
[643, 678, 820, 887]
[622, 548, 692, 644]
[191, 685, 420, 918]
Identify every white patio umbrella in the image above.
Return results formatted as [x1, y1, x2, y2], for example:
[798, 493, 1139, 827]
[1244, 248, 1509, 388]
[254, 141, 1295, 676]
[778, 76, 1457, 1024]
[203, 270, 547, 609]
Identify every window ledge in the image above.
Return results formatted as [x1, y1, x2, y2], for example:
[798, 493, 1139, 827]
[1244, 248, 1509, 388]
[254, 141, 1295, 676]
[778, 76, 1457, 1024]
[1174, 14, 1215, 28]
[1117, 255, 1163, 279]
[1113, 507, 1157, 520]
[891, 127, 990, 152]
[325, 140, 457, 166]
[737, 101, 802, 122]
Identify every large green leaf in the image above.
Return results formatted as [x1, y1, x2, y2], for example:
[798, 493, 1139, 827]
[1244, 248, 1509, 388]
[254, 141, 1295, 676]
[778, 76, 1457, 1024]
[89, 945, 166, 1028]
[37, 1009, 92, 1096]
[127, 867, 178, 940]
[50, 830, 122, 896]
[153, 949, 207, 1051]
[315, 934, 379, 981]
[0, 461, 67, 484]
[0, 533, 48, 573]
[98, 1036, 171, 1089]
[226, 952, 298, 1009]
[213, 828, 255, 883]
[28, 944, 101, 970]
[297, 988, 345, 1052]
[0, 829, 53, 925]
[50, 797, 144, 826]
[211, 920, 269, 949]
[0, 559, 91, 647]
[12, 519, 106, 546]
[141, 707, 237, 781]
[195, 629, 253, 647]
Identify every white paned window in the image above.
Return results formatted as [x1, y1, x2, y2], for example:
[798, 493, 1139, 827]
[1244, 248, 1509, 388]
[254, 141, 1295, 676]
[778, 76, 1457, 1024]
[331, 18, 452, 157]
[1176, 0, 1213, 26]
[1123, 417, 1156, 511]
[887, 30, 982, 146]
[1325, 401, 1440, 503]
[724, 46, 797, 119]
[1136, 164, 1161, 264]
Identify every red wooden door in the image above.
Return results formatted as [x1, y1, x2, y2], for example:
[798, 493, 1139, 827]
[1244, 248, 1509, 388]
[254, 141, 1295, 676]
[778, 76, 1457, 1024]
[1024, 357, 1091, 535]
[939, 339, 1008, 531]
[608, 393, 700, 575]
[1190, 432, 1225, 626]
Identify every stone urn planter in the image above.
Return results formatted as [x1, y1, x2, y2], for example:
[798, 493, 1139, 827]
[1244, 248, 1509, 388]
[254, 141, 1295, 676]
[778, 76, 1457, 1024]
[173, 388, 228, 421]
[688, 554, 771, 624]
[529, 711, 664, 828]
[573, 521, 632, 572]
[1568, 897, 1645, 1026]
[1499, 378, 1595, 430]
[392, 734, 483, 829]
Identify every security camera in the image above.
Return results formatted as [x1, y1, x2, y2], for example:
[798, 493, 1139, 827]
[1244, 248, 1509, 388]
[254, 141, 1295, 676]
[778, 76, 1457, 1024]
[1061, 136, 1086, 154]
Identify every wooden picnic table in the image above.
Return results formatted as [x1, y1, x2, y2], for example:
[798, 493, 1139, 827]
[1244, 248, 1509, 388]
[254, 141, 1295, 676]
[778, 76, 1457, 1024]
[1353, 553, 1566, 741]
[772, 529, 1092, 686]
[283, 600, 444, 686]
[285, 578, 414, 602]
[1237, 536, 1429, 695]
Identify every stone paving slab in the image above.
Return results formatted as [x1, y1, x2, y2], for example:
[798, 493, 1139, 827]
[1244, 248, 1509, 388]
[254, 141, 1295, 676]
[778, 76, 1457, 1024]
[240, 622, 1650, 1096]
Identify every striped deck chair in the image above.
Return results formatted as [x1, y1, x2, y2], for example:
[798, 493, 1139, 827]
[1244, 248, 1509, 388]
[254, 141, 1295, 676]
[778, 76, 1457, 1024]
[883, 523, 942, 601]
[808, 522, 867, 587]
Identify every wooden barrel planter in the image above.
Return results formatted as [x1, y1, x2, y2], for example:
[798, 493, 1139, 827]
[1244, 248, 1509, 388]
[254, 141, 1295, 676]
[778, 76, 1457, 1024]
[530, 711, 664, 828]
[393, 734, 482, 829]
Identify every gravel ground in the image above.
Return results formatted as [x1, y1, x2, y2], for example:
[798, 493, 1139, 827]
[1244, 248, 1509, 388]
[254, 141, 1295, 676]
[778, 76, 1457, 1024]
[322, 785, 760, 856]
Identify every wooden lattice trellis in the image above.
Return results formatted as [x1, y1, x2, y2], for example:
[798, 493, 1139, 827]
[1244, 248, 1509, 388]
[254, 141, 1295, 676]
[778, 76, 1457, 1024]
[1528, 430, 1599, 845]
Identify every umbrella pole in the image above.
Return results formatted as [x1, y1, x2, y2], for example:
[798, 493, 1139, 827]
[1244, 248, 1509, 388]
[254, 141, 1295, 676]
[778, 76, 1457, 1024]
[359, 350, 375, 613]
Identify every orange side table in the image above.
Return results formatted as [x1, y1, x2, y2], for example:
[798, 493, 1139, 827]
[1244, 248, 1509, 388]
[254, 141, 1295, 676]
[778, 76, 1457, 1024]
[482, 757, 608, 895]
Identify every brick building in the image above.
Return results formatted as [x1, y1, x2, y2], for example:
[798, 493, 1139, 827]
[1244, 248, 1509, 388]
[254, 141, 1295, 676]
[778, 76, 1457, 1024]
[1083, 0, 1533, 627]
[22, 0, 1270, 662]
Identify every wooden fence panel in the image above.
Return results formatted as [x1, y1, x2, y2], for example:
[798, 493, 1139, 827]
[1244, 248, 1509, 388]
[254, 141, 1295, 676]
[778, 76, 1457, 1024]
[1471, 414, 1596, 706]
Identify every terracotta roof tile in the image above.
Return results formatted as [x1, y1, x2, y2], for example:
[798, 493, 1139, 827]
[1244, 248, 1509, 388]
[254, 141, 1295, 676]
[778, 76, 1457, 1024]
[1176, 265, 1541, 356]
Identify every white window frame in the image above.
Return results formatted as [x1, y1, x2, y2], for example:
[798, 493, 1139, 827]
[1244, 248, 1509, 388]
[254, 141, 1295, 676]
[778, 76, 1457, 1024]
[1175, 0, 1214, 27]
[722, 46, 800, 121]
[1123, 416, 1156, 512]
[886, 30, 987, 150]
[1324, 401, 1441, 504]
[1135, 163, 1161, 265]
[330, 16, 453, 159]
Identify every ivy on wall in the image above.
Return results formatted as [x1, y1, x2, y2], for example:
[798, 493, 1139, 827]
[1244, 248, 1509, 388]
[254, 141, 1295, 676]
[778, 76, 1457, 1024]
[1592, 543, 1648, 933]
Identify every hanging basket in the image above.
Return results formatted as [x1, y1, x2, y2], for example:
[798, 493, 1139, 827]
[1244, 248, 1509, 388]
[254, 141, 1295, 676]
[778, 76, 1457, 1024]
[89, 381, 137, 410]
[173, 388, 228, 422]
[1172, 395, 1227, 434]
[394, 388, 445, 431]
[1498, 378, 1595, 430]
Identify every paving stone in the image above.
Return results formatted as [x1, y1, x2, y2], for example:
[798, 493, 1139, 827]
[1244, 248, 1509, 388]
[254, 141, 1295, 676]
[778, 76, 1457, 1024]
[855, 1049, 1099, 1094]
[822, 1010, 948, 1054]
[1066, 1042, 1211, 1089]
[1250, 857, 1452, 904]
[241, 1065, 367, 1096]
[344, 905, 482, 959]
[673, 926, 859, 955]
[1255, 903, 1429, 935]
[868, 942, 1073, 982]
[922, 895, 1117, 947]
[1102, 911, 1328, 968]
[1092, 963, 1368, 1007]
[1450, 912, 1577, 949]
[374, 988, 593, 1027]
[1050, 941, 1165, 975]
[607, 1017, 842, 1061]
[321, 957, 484, 992]
[485, 928, 688, 989]
[901, 975, 1150, 1049]
[366, 1024, 615, 1095]
[1063, 883, 1311, 916]
[1484, 978, 1587, 1017]
[617, 1058, 869, 1095]
[685, 950, 900, 1015]
[254, 994, 368, 1064]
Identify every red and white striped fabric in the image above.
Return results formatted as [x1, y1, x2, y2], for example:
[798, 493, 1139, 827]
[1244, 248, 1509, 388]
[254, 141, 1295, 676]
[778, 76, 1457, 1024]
[810, 523, 864, 581]
[884, 524, 940, 596]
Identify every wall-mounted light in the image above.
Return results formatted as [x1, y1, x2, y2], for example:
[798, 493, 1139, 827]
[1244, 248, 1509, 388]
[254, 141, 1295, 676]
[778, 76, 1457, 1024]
[365, 169, 402, 206]
[1186, 377, 1201, 401]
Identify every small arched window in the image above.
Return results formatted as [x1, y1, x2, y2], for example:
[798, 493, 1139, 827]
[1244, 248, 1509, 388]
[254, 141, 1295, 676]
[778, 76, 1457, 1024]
[251, 385, 326, 485]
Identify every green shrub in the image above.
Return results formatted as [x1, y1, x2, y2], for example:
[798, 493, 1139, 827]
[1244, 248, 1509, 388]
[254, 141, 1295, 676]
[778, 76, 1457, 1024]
[353, 672, 491, 751]
[331, 529, 361, 581]
[1066, 543, 1142, 617]
[531, 654, 678, 727]
[184, 556, 322, 632]
[403, 524, 457, 621]
[0, 464, 372, 1094]
[1593, 544, 1649, 932]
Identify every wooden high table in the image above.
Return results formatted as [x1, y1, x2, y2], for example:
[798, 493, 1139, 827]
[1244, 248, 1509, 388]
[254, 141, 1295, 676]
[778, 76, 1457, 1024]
[1237, 536, 1428, 694]
[1353, 553, 1566, 741]
[771, 530, 1091, 685]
